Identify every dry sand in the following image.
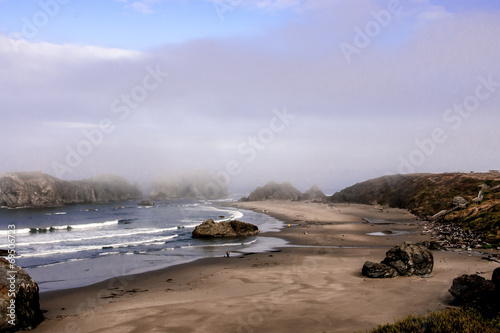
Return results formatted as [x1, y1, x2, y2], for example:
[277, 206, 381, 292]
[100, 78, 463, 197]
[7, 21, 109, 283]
[31, 201, 500, 333]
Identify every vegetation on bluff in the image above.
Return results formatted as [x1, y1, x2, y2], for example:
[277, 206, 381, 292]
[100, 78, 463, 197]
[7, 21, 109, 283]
[331, 172, 500, 243]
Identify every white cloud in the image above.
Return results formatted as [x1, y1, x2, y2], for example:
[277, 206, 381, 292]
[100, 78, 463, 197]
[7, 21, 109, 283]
[417, 5, 453, 22]
[130, 1, 155, 14]
[1, 35, 143, 59]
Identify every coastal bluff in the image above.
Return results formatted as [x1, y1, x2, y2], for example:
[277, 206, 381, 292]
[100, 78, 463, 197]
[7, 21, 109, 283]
[0, 172, 142, 209]
[330, 171, 500, 243]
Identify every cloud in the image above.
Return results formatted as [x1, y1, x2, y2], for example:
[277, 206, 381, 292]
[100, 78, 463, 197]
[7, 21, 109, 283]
[117, 0, 165, 15]
[416, 5, 453, 22]
[1, 2, 499, 190]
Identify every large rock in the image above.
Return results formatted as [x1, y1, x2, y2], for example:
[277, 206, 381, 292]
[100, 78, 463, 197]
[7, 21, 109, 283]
[382, 242, 434, 276]
[192, 219, 259, 238]
[0, 258, 44, 331]
[362, 261, 398, 278]
[0, 172, 142, 209]
[449, 274, 495, 306]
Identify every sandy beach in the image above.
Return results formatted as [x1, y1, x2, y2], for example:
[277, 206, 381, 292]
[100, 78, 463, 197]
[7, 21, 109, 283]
[30, 201, 500, 333]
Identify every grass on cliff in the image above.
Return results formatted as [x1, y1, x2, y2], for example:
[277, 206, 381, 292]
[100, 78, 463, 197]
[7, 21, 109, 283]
[367, 308, 500, 333]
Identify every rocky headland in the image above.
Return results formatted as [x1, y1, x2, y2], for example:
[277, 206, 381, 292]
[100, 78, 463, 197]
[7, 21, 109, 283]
[330, 171, 500, 246]
[150, 171, 228, 200]
[0, 172, 142, 209]
[239, 181, 326, 202]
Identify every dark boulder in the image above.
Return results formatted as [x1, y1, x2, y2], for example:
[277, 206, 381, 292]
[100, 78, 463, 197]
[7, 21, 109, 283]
[362, 261, 398, 279]
[192, 219, 259, 238]
[0, 258, 44, 331]
[382, 242, 434, 276]
[449, 274, 498, 317]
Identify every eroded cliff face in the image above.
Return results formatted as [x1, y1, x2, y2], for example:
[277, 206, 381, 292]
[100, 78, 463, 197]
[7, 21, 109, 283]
[0, 172, 142, 208]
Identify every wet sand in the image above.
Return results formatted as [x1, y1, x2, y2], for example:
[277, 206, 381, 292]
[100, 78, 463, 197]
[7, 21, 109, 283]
[31, 201, 499, 333]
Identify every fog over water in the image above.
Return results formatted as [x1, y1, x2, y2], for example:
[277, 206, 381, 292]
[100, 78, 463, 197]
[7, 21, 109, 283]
[1, 0, 499, 194]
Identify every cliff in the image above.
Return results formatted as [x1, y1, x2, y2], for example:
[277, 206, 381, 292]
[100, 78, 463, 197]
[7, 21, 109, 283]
[240, 182, 326, 201]
[150, 171, 228, 200]
[331, 172, 500, 242]
[0, 172, 143, 209]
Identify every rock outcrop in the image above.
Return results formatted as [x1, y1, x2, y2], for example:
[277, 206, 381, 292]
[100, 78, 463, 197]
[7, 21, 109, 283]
[382, 242, 434, 276]
[0, 172, 143, 209]
[241, 181, 303, 201]
[240, 182, 327, 202]
[302, 184, 327, 201]
[362, 242, 434, 278]
[449, 274, 495, 306]
[0, 258, 44, 331]
[192, 219, 259, 238]
[150, 171, 228, 200]
[448, 269, 500, 317]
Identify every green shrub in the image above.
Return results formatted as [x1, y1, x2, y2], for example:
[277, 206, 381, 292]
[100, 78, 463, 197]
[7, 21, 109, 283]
[368, 308, 500, 333]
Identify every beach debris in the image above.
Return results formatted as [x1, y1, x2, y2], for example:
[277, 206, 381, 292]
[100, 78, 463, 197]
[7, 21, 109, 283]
[422, 216, 490, 251]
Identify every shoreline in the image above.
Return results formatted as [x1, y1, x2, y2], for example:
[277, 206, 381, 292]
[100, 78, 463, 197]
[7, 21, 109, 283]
[31, 201, 500, 333]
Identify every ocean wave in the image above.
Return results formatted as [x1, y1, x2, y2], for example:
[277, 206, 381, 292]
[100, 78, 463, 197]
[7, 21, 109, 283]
[180, 241, 245, 249]
[0, 219, 122, 236]
[0, 228, 32, 235]
[2, 227, 178, 247]
[19, 235, 179, 258]
[45, 212, 67, 216]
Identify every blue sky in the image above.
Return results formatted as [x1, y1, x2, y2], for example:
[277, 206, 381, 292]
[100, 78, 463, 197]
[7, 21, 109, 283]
[1, 0, 298, 49]
[1, 0, 500, 192]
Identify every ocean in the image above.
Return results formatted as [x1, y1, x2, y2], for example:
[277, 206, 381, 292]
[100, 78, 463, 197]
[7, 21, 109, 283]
[0, 199, 285, 292]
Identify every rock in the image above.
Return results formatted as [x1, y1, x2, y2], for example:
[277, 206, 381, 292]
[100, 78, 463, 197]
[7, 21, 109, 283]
[241, 181, 304, 201]
[138, 200, 155, 206]
[302, 185, 327, 201]
[192, 219, 259, 238]
[492, 268, 500, 288]
[417, 240, 441, 250]
[449, 274, 495, 307]
[382, 242, 433, 276]
[0, 258, 44, 331]
[0, 172, 142, 209]
[362, 261, 398, 278]
[453, 196, 469, 209]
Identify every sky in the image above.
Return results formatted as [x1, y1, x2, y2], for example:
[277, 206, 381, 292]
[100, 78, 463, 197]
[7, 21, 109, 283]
[0, 0, 499, 194]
